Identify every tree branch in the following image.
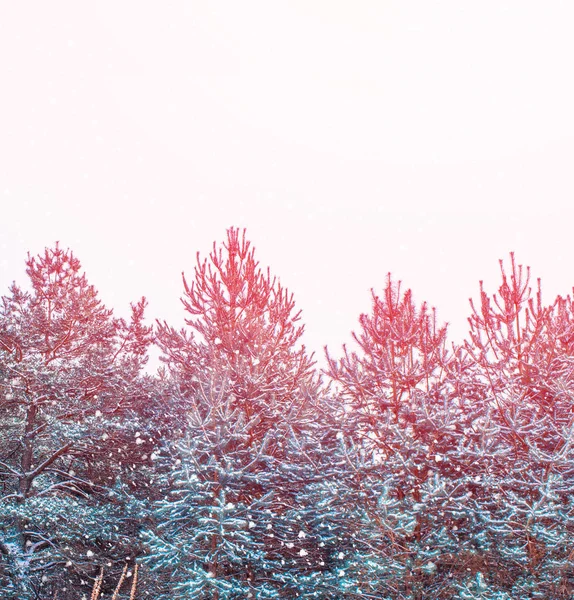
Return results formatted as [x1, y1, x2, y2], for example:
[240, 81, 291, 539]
[28, 442, 73, 480]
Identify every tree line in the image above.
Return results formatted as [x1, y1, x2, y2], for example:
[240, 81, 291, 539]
[1, 228, 574, 599]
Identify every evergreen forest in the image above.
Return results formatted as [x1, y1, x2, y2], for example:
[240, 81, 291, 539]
[2, 228, 574, 599]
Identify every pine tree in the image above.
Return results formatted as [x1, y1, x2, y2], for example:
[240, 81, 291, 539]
[143, 371, 283, 598]
[156, 227, 316, 439]
[0, 244, 152, 599]
[146, 228, 321, 598]
[325, 274, 458, 598]
[455, 254, 574, 597]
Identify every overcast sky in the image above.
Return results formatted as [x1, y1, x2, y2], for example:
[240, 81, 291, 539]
[1, 1, 574, 369]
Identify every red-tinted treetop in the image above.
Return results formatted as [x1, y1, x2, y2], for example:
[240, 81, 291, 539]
[157, 228, 317, 420]
[466, 252, 574, 401]
[1, 242, 152, 398]
[326, 273, 448, 419]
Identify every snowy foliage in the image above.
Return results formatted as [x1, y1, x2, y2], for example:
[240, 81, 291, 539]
[4, 241, 574, 598]
[0, 244, 153, 599]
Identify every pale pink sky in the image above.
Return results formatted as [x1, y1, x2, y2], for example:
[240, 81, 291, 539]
[1, 2, 574, 369]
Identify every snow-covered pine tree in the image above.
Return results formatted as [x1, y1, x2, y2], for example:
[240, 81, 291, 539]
[325, 274, 461, 598]
[143, 370, 288, 599]
[0, 244, 153, 599]
[146, 228, 321, 598]
[456, 254, 574, 597]
[156, 227, 317, 440]
[327, 273, 448, 423]
[319, 256, 574, 597]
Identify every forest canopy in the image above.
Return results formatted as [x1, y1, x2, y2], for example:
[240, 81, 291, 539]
[1, 229, 574, 599]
